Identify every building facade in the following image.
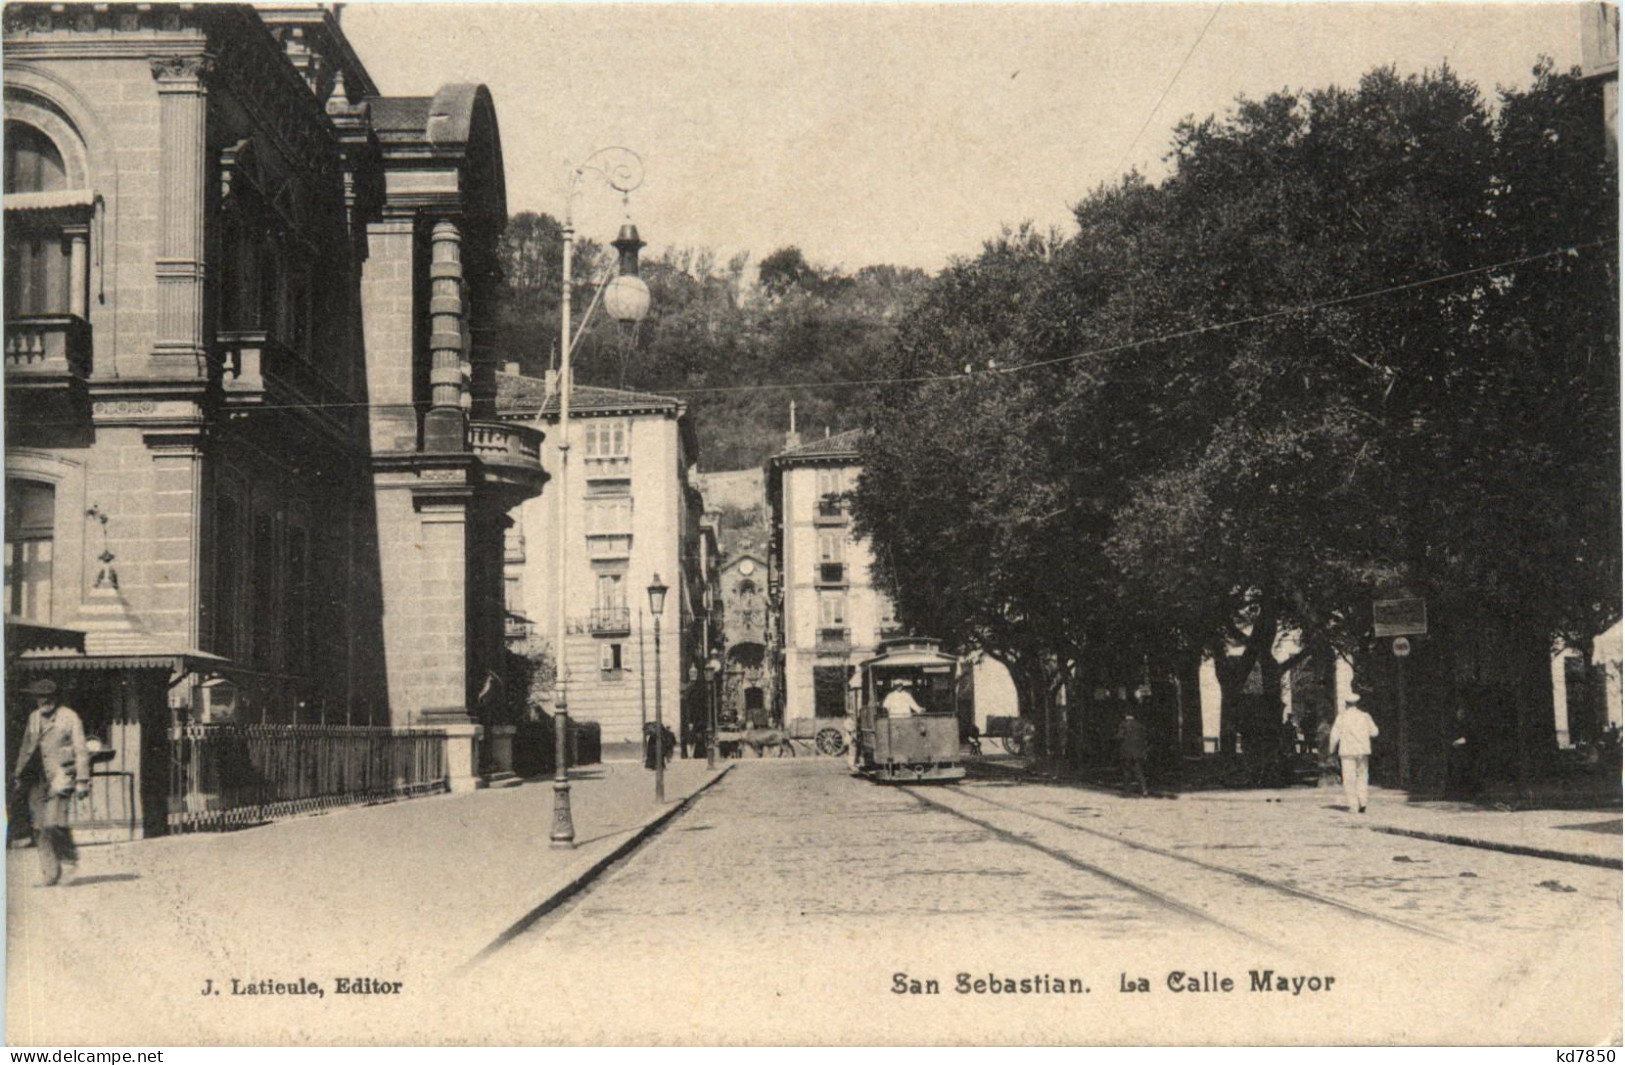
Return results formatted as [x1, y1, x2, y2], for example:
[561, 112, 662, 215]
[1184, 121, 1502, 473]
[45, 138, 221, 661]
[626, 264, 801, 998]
[4, 4, 540, 834]
[497, 373, 711, 757]
[717, 551, 771, 727]
[766, 430, 902, 726]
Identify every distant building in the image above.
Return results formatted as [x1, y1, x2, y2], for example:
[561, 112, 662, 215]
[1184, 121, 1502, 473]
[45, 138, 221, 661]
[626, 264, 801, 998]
[717, 551, 772, 727]
[497, 373, 713, 756]
[765, 429, 903, 725]
[3, 3, 541, 833]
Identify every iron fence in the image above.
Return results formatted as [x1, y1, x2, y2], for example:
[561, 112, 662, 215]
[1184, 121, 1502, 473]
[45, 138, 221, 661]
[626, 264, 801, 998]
[168, 724, 448, 832]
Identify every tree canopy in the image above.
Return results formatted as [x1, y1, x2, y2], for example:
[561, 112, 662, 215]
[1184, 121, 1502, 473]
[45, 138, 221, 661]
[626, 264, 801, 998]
[852, 61, 1619, 756]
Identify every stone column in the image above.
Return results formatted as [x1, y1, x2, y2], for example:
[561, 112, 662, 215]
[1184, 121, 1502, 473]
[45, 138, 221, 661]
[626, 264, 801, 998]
[67, 225, 88, 319]
[424, 219, 466, 453]
[149, 54, 211, 375]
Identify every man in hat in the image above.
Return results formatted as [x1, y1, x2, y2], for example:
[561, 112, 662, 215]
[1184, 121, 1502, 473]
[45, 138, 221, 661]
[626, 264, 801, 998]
[11, 679, 90, 885]
[1116, 695, 1151, 797]
[1328, 687, 1380, 813]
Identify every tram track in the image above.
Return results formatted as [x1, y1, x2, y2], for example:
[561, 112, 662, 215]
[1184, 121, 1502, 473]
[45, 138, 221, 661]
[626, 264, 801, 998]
[899, 781, 1465, 957]
[951, 783, 1463, 945]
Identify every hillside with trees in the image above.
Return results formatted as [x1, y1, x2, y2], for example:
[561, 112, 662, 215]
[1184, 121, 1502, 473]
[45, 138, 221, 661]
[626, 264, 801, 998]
[494, 223, 928, 471]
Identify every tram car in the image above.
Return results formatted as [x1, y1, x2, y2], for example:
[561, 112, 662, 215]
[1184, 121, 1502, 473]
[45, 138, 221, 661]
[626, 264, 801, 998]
[853, 636, 966, 783]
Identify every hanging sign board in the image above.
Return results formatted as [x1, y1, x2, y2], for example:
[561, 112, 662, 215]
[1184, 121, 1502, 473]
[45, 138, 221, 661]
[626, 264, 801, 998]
[1374, 597, 1428, 637]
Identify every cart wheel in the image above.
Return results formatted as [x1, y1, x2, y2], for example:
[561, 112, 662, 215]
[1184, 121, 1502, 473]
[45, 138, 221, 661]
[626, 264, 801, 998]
[816, 727, 847, 757]
[1004, 721, 1035, 757]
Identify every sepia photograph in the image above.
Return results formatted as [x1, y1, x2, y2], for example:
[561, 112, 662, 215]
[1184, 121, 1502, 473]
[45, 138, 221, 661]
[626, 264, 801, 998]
[2, 0, 1620, 1047]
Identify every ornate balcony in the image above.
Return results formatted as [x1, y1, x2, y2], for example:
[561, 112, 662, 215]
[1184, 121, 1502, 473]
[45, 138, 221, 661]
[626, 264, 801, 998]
[5, 314, 90, 391]
[217, 330, 350, 443]
[589, 606, 631, 635]
[470, 419, 546, 502]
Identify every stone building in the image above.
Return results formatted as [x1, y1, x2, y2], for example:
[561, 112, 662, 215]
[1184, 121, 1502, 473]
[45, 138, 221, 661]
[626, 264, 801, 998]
[765, 429, 903, 725]
[496, 373, 712, 758]
[4, 3, 541, 835]
[716, 551, 771, 727]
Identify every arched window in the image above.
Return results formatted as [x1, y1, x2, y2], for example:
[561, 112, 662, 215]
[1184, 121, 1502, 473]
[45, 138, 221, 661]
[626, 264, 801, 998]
[4, 122, 67, 193]
[4, 121, 87, 319]
[736, 578, 758, 597]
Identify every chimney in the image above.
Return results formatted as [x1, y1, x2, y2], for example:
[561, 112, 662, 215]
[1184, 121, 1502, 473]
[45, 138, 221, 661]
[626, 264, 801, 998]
[504, 360, 520, 375]
[785, 400, 801, 450]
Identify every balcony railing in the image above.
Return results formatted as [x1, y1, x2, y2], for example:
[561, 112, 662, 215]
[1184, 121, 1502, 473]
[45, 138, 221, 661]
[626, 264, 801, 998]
[816, 562, 847, 585]
[816, 627, 851, 654]
[590, 606, 632, 634]
[469, 419, 546, 500]
[815, 497, 847, 523]
[5, 313, 91, 388]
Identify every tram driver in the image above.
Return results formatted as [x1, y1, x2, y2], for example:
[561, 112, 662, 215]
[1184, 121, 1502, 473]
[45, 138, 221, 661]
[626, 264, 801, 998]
[882, 681, 926, 716]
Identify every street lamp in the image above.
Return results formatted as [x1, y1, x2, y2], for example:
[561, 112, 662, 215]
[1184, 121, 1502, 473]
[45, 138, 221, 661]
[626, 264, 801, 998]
[550, 148, 651, 850]
[647, 573, 669, 803]
[705, 655, 722, 769]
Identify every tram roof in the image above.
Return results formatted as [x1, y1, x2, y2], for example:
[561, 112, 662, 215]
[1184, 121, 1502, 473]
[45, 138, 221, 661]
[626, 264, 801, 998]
[861, 637, 958, 669]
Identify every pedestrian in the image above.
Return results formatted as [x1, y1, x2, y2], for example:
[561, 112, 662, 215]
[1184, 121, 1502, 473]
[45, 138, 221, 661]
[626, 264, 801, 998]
[1328, 690, 1380, 813]
[643, 721, 659, 770]
[1115, 709, 1149, 797]
[660, 722, 676, 768]
[11, 679, 90, 886]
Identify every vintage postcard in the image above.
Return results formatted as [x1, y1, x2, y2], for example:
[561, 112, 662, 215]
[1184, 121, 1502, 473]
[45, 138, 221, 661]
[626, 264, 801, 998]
[3, 0, 1620, 1047]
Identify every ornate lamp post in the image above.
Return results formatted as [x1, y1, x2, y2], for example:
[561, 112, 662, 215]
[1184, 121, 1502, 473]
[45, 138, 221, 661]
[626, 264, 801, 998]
[647, 573, 669, 803]
[705, 655, 722, 769]
[550, 148, 652, 850]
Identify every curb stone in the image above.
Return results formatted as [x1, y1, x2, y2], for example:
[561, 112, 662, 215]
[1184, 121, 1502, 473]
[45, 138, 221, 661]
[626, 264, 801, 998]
[1365, 823, 1622, 870]
[460, 764, 734, 970]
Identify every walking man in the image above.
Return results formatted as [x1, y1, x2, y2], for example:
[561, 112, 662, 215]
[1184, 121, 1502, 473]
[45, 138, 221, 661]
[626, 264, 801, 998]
[1328, 690, 1380, 813]
[11, 679, 90, 885]
[1116, 710, 1149, 797]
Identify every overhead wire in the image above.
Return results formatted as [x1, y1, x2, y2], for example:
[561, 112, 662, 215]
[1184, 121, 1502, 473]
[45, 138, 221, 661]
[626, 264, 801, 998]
[30, 237, 1612, 429]
[1114, 5, 1224, 180]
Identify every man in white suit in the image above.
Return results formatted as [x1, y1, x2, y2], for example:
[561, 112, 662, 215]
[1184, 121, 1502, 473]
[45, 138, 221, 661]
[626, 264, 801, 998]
[1328, 691, 1380, 813]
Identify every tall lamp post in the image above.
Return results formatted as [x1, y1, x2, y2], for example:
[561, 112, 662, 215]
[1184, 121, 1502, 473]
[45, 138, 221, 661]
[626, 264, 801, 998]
[647, 574, 669, 803]
[550, 148, 652, 850]
[705, 655, 722, 769]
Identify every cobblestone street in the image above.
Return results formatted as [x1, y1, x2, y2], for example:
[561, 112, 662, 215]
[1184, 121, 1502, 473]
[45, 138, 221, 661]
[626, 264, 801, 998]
[467, 759, 1620, 1045]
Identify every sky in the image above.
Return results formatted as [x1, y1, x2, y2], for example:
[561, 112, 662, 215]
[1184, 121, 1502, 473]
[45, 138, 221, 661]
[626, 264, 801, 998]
[341, 3, 1589, 273]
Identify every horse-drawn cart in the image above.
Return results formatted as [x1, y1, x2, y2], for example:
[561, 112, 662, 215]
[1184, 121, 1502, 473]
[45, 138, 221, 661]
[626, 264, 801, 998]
[983, 715, 1037, 756]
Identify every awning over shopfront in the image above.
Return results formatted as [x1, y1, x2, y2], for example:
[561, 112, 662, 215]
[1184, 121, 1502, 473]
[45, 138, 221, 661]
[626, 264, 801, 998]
[11, 650, 228, 673]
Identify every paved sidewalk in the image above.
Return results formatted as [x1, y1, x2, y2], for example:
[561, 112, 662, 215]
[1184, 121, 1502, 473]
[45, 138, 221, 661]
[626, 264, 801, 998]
[6, 759, 726, 1045]
[977, 758, 1621, 867]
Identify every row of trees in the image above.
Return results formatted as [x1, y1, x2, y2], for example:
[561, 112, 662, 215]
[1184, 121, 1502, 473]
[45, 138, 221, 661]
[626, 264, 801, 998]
[852, 62, 1619, 782]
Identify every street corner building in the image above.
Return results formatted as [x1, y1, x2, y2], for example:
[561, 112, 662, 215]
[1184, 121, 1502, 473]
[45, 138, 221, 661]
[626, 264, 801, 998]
[3, 3, 543, 838]
[495, 372, 719, 760]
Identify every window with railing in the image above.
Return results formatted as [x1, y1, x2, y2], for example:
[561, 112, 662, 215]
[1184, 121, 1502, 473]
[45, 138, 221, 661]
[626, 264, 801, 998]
[590, 606, 631, 633]
[815, 468, 848, 521]
[5, 122, 93, 379]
